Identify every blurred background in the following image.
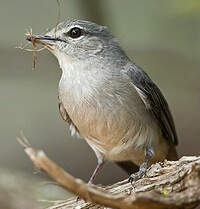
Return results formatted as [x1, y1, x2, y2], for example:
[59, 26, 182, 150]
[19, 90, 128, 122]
[0, 0, 200, 208]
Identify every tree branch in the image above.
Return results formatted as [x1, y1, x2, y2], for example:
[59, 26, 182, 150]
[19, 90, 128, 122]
[19, 139, 200, 209]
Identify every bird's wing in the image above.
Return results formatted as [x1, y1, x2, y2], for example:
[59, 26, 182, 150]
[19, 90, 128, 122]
[127, 64, 178, 145]
[58, 97, 72, 123]
[58, 96, 79, 134]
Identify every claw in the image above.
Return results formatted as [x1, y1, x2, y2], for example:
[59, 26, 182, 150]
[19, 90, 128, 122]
[128, 145, 154, 185]
[76, 196, 81, 202]
[128, 174, 138, 185]
[128, 175, 134, 185]
[128, 170, 145, 185]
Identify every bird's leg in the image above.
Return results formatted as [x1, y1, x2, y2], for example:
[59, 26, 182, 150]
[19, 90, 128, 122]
[128, 145, 154, 184]
[88, 159, 104, 184]
[76, 159, 104, 202]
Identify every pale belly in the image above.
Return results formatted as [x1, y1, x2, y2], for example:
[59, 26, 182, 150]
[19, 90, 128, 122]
[59, 79, 169, 166]
[83, 116, 169, 166]
[60, 95, 169, 166]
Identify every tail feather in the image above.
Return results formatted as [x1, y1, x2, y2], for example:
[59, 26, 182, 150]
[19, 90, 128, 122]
[166, 145, 178, 161]
[116, 161, 139, 175]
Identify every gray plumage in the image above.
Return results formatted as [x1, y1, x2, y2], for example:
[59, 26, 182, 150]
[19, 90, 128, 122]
[27, 19, 178, 183]
[127, 64, 178, 145]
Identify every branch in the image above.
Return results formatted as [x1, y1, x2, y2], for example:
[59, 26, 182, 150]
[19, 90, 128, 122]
[19, 139, 200, 209]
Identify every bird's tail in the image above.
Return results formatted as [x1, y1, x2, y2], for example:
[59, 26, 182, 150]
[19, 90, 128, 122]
[166, 145, 178, 161]
[116, 161, 139, 175]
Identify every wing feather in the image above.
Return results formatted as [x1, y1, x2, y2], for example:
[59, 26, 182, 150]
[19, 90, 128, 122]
[127, 64, 178, 145]
[58, 96, 80, 135]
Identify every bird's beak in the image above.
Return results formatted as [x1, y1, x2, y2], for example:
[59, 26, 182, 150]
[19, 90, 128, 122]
[26, 35, 56, 45]
[26, 34, 65, 47]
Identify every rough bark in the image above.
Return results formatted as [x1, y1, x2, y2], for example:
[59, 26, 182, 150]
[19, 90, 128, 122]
[19, 139, 200, 209]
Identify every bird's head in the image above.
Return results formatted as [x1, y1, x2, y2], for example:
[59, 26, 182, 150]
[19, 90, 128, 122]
[27, 20, 125, 62]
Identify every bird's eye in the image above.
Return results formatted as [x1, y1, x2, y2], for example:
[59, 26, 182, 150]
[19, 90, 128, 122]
[68, 27, 83, 39]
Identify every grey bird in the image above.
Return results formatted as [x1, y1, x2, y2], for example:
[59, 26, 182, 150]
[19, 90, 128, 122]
[27, 19, 178, 184]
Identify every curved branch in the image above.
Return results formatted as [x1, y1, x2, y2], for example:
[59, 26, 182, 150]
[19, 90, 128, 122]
[19, 138, 200, 209]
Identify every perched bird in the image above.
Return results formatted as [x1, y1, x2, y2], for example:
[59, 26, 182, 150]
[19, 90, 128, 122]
[27, 19, 178, 184]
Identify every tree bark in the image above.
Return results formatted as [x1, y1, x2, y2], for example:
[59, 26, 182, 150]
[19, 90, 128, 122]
[19, 138, 200, 209]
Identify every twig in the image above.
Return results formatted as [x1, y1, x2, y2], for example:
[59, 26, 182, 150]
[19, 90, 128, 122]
[17, 0, 61, 69]
[21, 144, 134, 209]
[25, 28, 38, 70]
[54, 0, 61, 36]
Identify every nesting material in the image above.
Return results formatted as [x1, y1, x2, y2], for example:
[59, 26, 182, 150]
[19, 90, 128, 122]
[54, 0, 61, 36]
[25, 28, 38, 69]
[20, 0, 61, 70]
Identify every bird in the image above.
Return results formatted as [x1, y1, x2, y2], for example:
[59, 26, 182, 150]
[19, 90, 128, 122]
[26, 19, 178, 184]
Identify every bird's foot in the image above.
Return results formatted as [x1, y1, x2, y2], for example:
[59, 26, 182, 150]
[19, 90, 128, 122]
[129, 145, 154, 185]
[128, 172, 144, 184]
[128, 165, 146, 185]
[76, 181, 93, 202]
[76, 196, 81, 202]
